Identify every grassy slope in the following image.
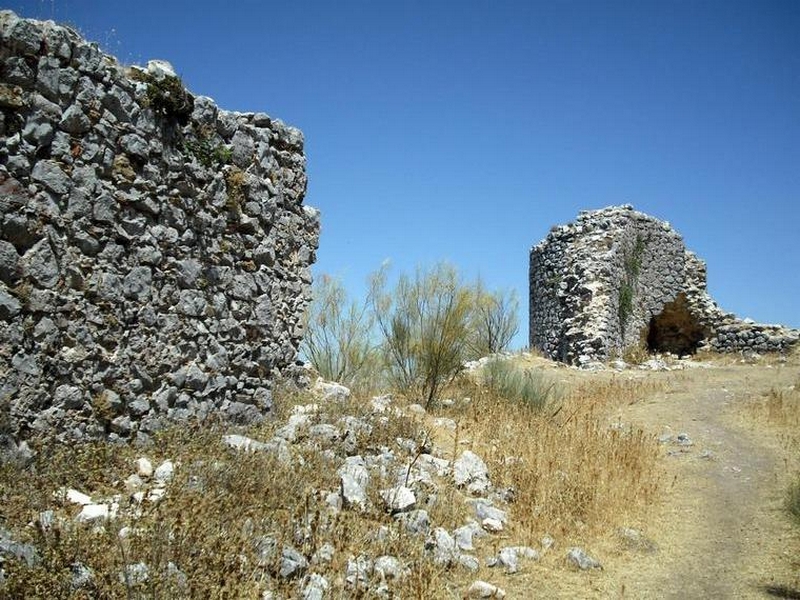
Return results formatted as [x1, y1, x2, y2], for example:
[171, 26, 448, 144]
[1, 351, 798, 598]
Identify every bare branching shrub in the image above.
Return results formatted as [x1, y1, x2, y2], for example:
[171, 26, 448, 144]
[302, 274, 379, 390]
[370, 263, 473, 408]
[469, 281, 519, 356]
[304, 266, 521, 403]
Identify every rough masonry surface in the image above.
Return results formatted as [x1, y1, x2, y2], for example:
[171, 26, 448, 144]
[529, 205, 798, 366]
[0, 12, 320, 442]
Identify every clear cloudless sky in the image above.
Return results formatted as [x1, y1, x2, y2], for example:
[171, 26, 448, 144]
[9, 0, 800, 347]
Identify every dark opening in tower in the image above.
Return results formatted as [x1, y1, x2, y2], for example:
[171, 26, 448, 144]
[646, 293, 706, 355]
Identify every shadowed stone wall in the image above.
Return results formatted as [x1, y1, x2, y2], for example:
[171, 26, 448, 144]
[529, 205, 798, 366]
[0, 12, 319, 442]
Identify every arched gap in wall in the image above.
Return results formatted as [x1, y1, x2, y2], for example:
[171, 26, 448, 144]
[646, 293, 706, 355]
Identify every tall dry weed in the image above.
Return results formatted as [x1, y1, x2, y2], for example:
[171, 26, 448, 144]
[442, 376, 662, 541]
[1, 372, 665, 598]
[751, 381, 800, 526]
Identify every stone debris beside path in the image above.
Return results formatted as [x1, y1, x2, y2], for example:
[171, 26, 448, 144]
[0, 380, 570, 596]
[465, 580, 507, 598]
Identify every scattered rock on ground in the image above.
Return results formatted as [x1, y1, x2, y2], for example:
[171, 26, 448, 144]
[0, 528, 39, 567]
[454, 521, 485, 551]
[395, 509, 430, 536]
[426, 527, 459, 566]
[345, 554, 372, 588]
[301, 573, 329, 600]
[458, 554, 481, 572]
[566, 546, 602, 570]
[617, 527, 658, 554]
[311, 378, 350, 402]
[487, 546, 540, 574]
[453, 450, 492, 494]
[380, 485, 416, 514]
[339, 456, 370, 511]
[465, 580, 507, 598]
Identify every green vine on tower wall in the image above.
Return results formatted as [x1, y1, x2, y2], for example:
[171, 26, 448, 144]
[617, 234, 647, 337]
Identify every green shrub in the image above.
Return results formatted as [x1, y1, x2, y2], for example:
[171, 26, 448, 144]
[370, 262, 472, 408]
[469, 281, 519, 356]
[183, 125, 231, 169]
[618, 281, 634, 332]
[302, 274, 380, 390]
[618, 234, 647, 338]
[482, 358, 556, 412]
[145, 73, 193, 124]
[131, 68, 193, 125]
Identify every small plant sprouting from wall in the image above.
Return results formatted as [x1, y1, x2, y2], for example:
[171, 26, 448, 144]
[183, 125, 232, 168]
[225, 167, 246, 214]
[618, 283, 634, 332]
[544, 273, 562, 299]
[617, 234, 647, 339]
[131, 69, 194, 125]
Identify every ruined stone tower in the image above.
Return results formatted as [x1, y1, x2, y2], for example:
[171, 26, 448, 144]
[529, 205, 798, 365]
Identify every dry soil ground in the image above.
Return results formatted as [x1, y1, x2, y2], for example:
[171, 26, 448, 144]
[495, 354, 800, 599]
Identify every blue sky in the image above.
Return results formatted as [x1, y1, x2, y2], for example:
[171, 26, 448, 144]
[11, 1, 800, 346]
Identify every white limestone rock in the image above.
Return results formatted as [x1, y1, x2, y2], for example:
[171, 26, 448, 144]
[453, 450, 491, 494]
[380, 485, 416, 513]
[76, 503, 109, 523]
[154, 460, 174, 484]
[301, 573, 329, 600]
[311, 378, 351, 402]
[135, 457, 153, 479]
[566, 546, 602, 570]
[59, 488, 92, 506]
[425, 527, 459, 566]
[465, 580, 506, 598]
[339, 456, 370, 511]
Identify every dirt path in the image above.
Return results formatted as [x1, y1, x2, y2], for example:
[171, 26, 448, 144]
[450, 356, 800, 599]
[610, 361, 800, 598]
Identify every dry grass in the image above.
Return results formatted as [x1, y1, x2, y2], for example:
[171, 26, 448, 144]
[753, 383, 800, 432]
[434, 373, 663, 540]
[0, 368, 666, 598]
[747, 376, 800, 465]
[749, 377, 800, 525]
[0, 388, 443, 599]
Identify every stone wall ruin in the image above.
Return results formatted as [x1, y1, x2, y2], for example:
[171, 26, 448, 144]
[0, 12, 319, 442]
[529, 205, 799, 366]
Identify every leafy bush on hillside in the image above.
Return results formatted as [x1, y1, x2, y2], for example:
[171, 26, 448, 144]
[301, 274, 379, 390]
[303, 263, 521, 407]
[370, 263, 473, 408]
